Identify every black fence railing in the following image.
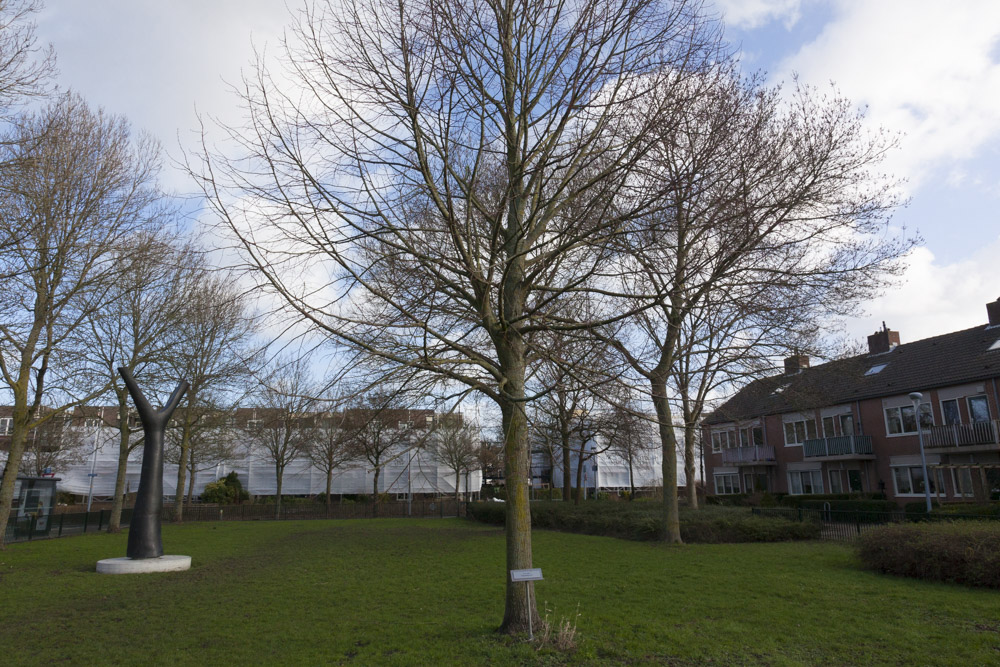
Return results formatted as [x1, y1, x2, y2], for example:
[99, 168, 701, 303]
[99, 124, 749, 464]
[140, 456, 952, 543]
[3, 499, 469, 545]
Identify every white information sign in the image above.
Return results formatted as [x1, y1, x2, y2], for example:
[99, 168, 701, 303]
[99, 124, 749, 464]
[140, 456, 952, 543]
[510, 568, 543, 582]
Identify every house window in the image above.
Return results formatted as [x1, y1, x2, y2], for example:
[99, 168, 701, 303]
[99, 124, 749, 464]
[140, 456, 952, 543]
[968, 395, 990, 423]
[246, 420, 262, 431]
[822, 416, 836, 438]
[952, 468, 975, 497]
[892, 465, 944, 496]
[828, 469, 844, 494]
[0, 417, 12, 435]
[783, 418, 817, 445]
[83, 418, 101, 429]
[714, 473, 740, 495]
[884, 402, 933, 435]
[743, 472, 767, 492]
[941, 399, 961, 426]
[840, 413, 855, 436]
[711, 430, 734, 453]
[788, 470, 823, 495]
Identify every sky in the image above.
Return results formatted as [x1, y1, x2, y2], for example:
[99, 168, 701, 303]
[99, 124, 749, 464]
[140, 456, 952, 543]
[33, 0, 1000, 350]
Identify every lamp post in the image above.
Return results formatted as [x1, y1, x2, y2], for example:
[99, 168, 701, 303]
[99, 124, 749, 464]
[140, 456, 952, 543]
[909, 392, 933, 514]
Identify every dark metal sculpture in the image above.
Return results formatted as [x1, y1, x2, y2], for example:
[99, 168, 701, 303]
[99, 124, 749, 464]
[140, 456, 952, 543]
[118, 368, 188, 559]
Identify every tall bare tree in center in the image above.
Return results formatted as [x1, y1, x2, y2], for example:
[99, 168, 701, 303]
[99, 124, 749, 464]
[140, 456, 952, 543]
[196, 0, 720, 632]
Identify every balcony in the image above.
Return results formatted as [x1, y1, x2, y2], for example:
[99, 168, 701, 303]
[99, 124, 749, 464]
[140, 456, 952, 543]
[925, 420, 1000, 453]
[721, 445, 776, 466]
[803, 435, 874, 460]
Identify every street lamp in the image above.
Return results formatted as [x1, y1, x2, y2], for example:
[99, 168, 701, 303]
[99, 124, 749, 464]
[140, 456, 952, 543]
[909, 392, 933, 514]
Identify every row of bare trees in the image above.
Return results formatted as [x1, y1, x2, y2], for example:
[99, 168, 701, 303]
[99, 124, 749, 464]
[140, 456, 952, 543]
[0, 1, 264, 546]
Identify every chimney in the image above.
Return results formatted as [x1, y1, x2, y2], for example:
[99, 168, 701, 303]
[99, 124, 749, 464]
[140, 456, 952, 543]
[783, 354, 810, 376]
[867, 322, 900, 355]
[988, 297, 1000, 327]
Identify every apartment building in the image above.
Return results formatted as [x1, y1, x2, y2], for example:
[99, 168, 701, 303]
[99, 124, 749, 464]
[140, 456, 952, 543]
[702, 298, 1000, 504]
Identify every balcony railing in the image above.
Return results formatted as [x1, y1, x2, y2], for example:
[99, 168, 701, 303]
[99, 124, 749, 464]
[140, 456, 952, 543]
[926, 420, 1000, 449]
[803, 434, 873, 458]
[721, 445, 776, 465]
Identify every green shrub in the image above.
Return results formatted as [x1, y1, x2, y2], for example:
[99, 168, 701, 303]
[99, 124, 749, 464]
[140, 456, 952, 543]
[931, 503, 1000, 517]
[857, 521, 1000, 588]
[466, 502, 820, 543]
[795, 499, 897, 513]
[779, 493, 885, 509]
[705, 494, 750, 506]
[201, 480, 237, 504]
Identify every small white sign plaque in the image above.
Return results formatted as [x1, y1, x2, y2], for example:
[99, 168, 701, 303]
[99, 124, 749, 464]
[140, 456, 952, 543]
[510, 568, 543, 582]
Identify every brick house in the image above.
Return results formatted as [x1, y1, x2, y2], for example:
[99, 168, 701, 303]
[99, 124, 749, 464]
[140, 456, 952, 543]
[701, 298, 1000, 505]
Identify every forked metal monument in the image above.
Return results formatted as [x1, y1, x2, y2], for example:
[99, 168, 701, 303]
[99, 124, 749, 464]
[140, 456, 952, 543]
[96, 368, 190, 574]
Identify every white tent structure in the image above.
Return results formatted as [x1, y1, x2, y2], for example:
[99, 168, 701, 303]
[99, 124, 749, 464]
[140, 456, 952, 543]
[52, 423, 482, 500]
[532, 434, 663, 497]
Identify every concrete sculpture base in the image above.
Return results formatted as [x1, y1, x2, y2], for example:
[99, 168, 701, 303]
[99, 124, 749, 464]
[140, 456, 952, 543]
[96, 555, 191, 574]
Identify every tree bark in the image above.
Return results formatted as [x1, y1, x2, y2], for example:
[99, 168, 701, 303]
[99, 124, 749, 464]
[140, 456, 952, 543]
[275, 463, 283, 519]
[108, 399, 132, 532]
[0, 400, 31, 549]
[497, 337, 538, 635]
[652, 376, 682, 543]
[684, 425, 699, 509]
[173, 424, 191, 523]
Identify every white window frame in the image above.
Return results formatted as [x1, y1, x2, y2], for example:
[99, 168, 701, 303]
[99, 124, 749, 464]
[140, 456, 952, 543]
[787, 469, 823, 495]
[711, 429, 734, 453]
[951, 468, 975, 498]
[714, 473, 740, 495]
[0, 417, 13, 435]
[884, 402, 933, 436]
[891, 465, 945, 497]
[968, 395, 990, 423]
[828, 469, 844, 494]
[783, 418, 817, 446]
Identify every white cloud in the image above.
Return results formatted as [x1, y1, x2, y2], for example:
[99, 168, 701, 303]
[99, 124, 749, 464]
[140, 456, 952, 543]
[36, 1, 291, 192]
[713, 0, 803, 29]
[774, 1, 1000, 191]
[846, 234, 1000, 344]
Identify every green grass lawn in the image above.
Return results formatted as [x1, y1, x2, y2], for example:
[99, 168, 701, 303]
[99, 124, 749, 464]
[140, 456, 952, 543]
[1, 519, 997, 665]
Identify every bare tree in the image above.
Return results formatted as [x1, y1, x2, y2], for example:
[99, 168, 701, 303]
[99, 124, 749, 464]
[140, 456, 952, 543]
[243, 357, 318, 518]
[605, 401, 657, 500]
[0, 94, 164, 547]
[196, 0, 726, 631]
[433, 415, 479, 502]
[21, 411, 87, 477]
[343, 393, 414, 504]
[600, 66, 913, 542]
[307, 407, 353, 510]
[167, 271, 258, 522]
[85, 232, 192, 531]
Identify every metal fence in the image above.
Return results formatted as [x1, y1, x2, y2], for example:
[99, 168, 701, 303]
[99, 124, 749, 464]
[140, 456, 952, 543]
[3, 499, 469, 545]
[752, 506, 1000, 542]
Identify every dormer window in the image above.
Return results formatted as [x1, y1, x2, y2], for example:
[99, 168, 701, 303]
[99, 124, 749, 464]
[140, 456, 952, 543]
[865, 363, 888, 376]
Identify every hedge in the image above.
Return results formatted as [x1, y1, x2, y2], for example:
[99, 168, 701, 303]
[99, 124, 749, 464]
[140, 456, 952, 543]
[857, 521, 1000, 588]
[466, 502, 820, 543]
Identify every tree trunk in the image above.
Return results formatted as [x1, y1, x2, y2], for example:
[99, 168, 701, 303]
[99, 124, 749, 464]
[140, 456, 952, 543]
[684, 424, 698, 509]
[496, 341, 538, 635]
[173, 424, 191, 523]
[454, 467, 461, 504]
[275, 463, 283, 519]
[108, 399, 132, 532]
[574, 445, 586, 505]
[628, 453, 635, 501]
[0, 401, 31, 549]
[325, 468, 333, 510]
[186, 457, 197, 509]
[652, 376, 682, 543]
